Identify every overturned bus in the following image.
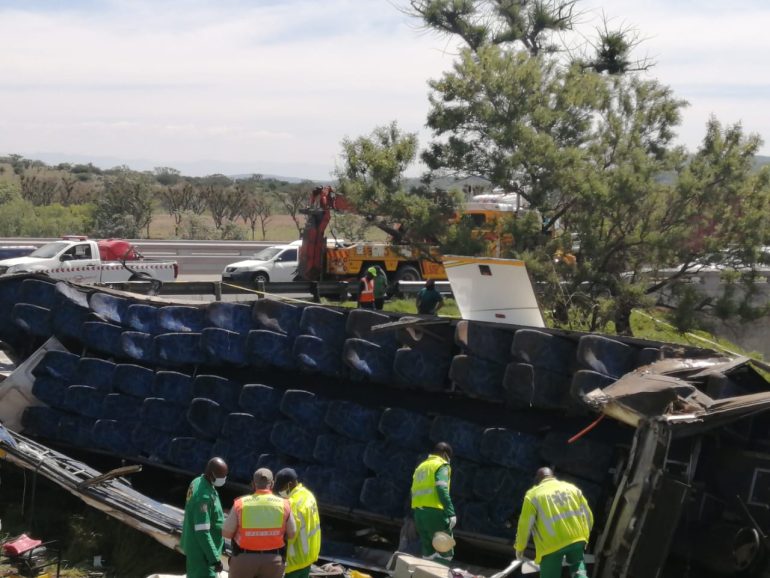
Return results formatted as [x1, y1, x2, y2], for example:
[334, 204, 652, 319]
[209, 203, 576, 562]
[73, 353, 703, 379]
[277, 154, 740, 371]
[0, 273, 768, 576]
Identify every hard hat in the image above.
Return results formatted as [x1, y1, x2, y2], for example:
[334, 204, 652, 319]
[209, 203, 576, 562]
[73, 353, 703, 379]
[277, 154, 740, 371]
[432, 531, 456, 553]
[367, 266, 377, 276]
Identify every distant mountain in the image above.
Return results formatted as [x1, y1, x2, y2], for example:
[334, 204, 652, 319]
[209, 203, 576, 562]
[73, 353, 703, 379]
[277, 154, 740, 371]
[229, 173, 321, 184]
[754, 155, 770, 169]
[10, 151, 332, 181]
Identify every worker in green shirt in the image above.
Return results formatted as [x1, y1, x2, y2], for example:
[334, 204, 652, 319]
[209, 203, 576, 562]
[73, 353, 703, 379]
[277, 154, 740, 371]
[371, 266, 388, 310]
[410, 442, 456, 565]
[416, 279, 444, 315]
[180, 457, 229, 578]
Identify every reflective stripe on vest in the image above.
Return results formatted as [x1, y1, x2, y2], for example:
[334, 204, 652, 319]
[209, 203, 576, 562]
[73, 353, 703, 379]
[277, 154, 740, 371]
[410, 455, 450, 510]
[235, 493, 287, 551]
[359, 277, 375, 303]
[286, 485, 321, 573]
[523, 479, 592, 561]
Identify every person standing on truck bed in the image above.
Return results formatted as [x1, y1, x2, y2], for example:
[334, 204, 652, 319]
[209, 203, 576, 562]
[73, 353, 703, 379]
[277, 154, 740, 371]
[358, 269, 376, 309]
[410, 442, 457, 565]
[274, 468, 321, 578]
[223, 468, 296, 578]
[416, 279, 444, 315]
[514, 467, 593, 578]
[180, 457, 228, 578]
[372, 266, 388, 310]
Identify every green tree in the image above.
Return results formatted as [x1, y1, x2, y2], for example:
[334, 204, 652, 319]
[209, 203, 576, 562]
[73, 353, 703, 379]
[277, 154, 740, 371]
[0, 183, 94, 236]
[153, 166, 182, 186]
[409, 0, 770, 334]
[93, 170, 154, 238]
[335, 121, 461, 246]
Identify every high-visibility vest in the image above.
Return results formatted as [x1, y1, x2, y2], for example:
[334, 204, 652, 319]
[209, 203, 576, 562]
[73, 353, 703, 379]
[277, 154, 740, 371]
[359, 277, 375, 303]
[514, 478, 593, 563]
[233, 491, 288, 551]
[411, 454, 450, 510]
[285, 484, 321, 573]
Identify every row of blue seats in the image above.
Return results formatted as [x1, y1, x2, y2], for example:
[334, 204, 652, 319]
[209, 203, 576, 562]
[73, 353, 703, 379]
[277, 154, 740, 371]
[22, 400, 608, 528]
[4, 278, 666, 408]
[450, 324, 664, 408]
[4, 278, 456, 391]
[32, 357, 610, 485]
[32, 358, 594, 479]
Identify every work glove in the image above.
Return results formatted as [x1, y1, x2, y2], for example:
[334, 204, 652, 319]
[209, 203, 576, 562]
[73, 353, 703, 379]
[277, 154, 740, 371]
[515, 550, 524, 561]
[448, 516, 457, 530]
[213, 561, 224, 572]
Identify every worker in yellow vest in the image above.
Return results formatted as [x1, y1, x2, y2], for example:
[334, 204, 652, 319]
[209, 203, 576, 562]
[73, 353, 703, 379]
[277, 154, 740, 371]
[514, 467, 593, 578]
[275, 468, 321, 578]
[410, 442, 456, 565]
[222, 468, 297, 578]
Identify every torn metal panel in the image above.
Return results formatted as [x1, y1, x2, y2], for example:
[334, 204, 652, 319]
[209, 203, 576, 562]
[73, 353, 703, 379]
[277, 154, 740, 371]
[584, 356, 770, 434]
[594, 421, 674, 578]
[0, 424, 183, 551]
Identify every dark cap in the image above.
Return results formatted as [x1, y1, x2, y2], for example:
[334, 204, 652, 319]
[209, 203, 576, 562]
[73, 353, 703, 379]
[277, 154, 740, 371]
[275, 467, 298, 489]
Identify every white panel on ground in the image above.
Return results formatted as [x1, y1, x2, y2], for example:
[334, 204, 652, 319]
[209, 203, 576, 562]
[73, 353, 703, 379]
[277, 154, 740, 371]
[443, 256, 544, 327]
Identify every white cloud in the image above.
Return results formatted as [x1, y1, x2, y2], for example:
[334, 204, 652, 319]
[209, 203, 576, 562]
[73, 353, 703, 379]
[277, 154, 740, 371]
[0, 0, 768, 179]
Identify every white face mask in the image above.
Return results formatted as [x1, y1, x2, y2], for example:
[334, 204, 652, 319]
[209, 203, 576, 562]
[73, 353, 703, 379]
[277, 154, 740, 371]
[213, 476, 227, 487]
[278, 489, 289, 498]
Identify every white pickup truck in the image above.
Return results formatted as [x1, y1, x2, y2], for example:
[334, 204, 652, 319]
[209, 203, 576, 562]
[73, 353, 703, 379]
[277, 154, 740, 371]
[0, 237, 178, 283]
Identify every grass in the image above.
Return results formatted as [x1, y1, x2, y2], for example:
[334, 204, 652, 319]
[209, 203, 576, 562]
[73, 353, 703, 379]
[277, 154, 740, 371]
[325, 297, 461, 318]
[630, 309, 764, 359]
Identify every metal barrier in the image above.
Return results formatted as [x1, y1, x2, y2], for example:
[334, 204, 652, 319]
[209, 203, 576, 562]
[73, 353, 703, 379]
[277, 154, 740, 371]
[102, 279, 454, 301]
[396, 281, 453, 295]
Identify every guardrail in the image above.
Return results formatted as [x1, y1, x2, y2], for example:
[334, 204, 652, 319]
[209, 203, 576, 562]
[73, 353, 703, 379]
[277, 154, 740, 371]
[102, 279, 454, 301]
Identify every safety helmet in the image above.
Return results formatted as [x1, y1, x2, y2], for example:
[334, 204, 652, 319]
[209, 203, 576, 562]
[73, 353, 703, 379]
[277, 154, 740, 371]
[432, 531, 456, 553]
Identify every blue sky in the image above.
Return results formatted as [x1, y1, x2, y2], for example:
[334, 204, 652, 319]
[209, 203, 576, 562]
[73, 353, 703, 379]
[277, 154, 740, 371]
[0, 0, 768, 179]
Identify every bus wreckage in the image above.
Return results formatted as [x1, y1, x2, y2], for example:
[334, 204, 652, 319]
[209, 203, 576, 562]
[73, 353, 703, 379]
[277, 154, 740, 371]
[0, 271, 767, 577]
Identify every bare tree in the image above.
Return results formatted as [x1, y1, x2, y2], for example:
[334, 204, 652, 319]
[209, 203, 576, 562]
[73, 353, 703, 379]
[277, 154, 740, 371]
[273, 184, 309, 235]
[20, 174, 58, 205]
[241, 191, 274, 240]
[160, 181, 204, 237]
[201, 175, 237, 231]
[59, 175, 78, 206]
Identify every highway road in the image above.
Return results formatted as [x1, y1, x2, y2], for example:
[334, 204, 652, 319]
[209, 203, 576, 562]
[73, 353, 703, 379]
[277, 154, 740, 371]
[0, 238, 275, 280]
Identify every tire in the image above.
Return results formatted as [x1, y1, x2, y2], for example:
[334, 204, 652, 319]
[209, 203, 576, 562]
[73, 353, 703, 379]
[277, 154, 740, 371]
[394, 265, 421, 282]
[252, 272, 269, 286]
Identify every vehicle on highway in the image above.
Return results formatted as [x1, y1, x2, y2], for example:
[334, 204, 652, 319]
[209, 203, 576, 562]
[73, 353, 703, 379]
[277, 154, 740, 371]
[221, 243, 299, 286]
[0, 236, 178, 283]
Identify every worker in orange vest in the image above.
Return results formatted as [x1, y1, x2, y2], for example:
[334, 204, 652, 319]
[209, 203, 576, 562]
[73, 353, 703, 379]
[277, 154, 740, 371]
[357, 269, 376, 309]
[222, 468, 297, 578]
